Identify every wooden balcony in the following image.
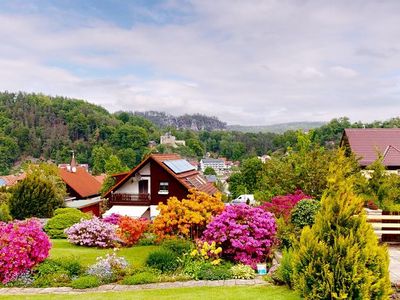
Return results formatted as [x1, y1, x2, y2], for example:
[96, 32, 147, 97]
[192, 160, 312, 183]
[110, 193, 151, 206]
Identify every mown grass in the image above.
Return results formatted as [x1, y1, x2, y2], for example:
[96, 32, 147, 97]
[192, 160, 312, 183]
[49, 239, 158, 267]
[1, 285, 301, 300]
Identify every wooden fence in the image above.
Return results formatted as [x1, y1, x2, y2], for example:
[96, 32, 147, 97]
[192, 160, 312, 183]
[366, 208, 400, 242]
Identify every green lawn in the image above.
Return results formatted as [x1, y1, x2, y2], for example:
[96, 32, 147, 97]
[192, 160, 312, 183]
[49, 239, 158, 267]
[1, 286, 301, 300]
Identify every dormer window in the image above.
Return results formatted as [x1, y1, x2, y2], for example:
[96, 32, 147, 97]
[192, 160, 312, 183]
[158, 182, 169, 195]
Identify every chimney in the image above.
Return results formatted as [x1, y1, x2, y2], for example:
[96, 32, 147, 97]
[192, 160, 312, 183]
[70, 150, 77, 168]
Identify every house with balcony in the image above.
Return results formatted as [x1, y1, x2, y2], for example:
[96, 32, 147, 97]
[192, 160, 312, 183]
[103, 153, 218, 219]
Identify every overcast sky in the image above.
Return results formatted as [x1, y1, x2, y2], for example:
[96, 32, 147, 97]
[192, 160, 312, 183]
[0, 0, 399, 125]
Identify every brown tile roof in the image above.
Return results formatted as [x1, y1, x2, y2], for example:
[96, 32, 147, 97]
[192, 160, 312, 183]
[342, 128, 400, 167]
[59, 166, 102, 198]
[104, 153, 218, 197]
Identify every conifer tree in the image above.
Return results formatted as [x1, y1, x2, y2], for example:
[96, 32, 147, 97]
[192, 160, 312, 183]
[292, 149, 391, 299]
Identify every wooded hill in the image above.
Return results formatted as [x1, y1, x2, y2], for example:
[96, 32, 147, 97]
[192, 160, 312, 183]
[1, 91, 400, 175]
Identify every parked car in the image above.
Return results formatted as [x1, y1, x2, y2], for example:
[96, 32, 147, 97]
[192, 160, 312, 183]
[230, 194, 256, 205]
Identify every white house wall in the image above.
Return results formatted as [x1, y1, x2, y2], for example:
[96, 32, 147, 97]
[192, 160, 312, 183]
[116, 163, 151, 194]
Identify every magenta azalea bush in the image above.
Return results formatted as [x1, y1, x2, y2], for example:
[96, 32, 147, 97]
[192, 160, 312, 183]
[202, 204, 277, 268]
[0, 219, 51, 284]
[65, 217, 118, 248]
[102, 213, 122, 225]
[260, 190, 312, 220]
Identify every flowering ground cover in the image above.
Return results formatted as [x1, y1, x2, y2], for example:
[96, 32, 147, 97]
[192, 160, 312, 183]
[49, 239, 158, 267]
[0, 285, 301, 300]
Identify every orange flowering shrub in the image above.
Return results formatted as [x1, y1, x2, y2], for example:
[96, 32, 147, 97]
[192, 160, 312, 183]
[117, 216, 149, 246]
[153, 189, 224, 240]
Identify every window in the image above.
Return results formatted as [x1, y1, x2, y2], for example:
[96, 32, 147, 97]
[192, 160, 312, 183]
[158, 182, 169, 195]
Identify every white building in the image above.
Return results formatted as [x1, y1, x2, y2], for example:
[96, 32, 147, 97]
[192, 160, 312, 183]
[200, 158, 226, 172]
[160, 132, 186, 148]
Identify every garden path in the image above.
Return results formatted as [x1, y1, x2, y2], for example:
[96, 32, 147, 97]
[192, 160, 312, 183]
[0, 278, 266, 296]
[389, 246, 400, 284]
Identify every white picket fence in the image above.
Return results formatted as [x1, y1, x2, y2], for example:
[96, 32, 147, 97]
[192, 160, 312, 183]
[366, 208, 400, 239]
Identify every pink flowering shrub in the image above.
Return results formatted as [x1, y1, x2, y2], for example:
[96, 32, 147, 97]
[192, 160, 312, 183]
[202, 204, 277, 268]
[0, 219, 51, 284]
[102, 213, 121, 225]
[65, 217, 118, 248]
[260, 190, 311, 220]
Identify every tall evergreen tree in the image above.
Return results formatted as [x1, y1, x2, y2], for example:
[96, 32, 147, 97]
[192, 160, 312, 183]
[292, 150, 391, 299]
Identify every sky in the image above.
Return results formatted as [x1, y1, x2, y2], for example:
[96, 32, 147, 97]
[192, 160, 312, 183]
[0, 0, 400, 125]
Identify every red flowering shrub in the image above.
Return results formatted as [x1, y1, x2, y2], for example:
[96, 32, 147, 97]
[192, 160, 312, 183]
[117, 216, 149, 246]
[202, 204, 277, 268]
[0, 219, 51, 284]
[260, 190, 311, 220]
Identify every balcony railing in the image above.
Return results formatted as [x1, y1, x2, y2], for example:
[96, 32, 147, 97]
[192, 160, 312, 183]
[110, 193, 151, 206]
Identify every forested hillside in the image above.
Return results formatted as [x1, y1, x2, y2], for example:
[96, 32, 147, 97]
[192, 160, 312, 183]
[1, 91, 400, 175]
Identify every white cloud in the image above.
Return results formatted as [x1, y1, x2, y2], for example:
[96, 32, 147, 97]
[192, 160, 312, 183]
[0, 1, 399, 125]
[330, 66, 358, 78]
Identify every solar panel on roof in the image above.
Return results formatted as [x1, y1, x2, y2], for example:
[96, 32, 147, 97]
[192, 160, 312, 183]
[164, 159, 196, 174]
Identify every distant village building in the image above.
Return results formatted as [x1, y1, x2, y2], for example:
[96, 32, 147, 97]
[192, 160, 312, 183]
[258, 155, 271, 163]
[0, 173, 26, 188]
[200, 158, 226, 172]
[160, 132, 186, 148]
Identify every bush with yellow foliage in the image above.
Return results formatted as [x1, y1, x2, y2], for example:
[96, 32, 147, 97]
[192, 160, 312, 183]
[153, 189, 224, 240]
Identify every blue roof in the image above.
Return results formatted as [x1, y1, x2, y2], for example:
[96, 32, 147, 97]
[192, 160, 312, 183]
[163, 159, 196, 174]
[0, 178, 6, 186]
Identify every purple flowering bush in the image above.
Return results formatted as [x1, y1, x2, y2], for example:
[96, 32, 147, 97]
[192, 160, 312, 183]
[65, 217, 118, 248]
[0, 219, 51, 284]
[102, 213, 121, 225]
[202, 204, 277, 268]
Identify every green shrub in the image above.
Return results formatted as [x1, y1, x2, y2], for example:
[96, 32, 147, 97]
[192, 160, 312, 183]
[53, 257, 84, 277]
[44, 209, 91, 238]
[196, 262, 232, 280]
[33, 271, 71, 287]
[54, 207, 83, 216]
[70, 275, 101, 289]
[276, 217, 295, 249]
[290, 199, 321, 230]
[182, 259, 204, 280]
[230, 264, 255, 279]
[34, 259, 63, 277]
[34, 258, 84, 279]
[122, 272, 159, 285]
[161, 238, 193, 256]
[292, 151, 392, 299]
[273, 248, 293, 288]
[146, 249, 179, 273]
[0, 203, 12, 222]
[137, 232, 158, 246]
[159, 273, 192, 282]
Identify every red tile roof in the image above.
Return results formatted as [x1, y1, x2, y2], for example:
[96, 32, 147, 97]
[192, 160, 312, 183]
[94, 174, 107, 185]
[342, 128, 400, 167]
[104, 153, 218, 197]
[0, 173, 26, 186]
[59, 166, 102, 198]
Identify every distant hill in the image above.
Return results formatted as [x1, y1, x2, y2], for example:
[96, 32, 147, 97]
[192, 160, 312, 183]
[227, 122, 326, 134]
[134, 111, 227, 131]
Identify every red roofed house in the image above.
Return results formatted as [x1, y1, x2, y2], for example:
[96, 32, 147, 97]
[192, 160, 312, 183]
[58, 154, 103, 216]
[340, 128, 400, 170]
[103, 153, 218, 219]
